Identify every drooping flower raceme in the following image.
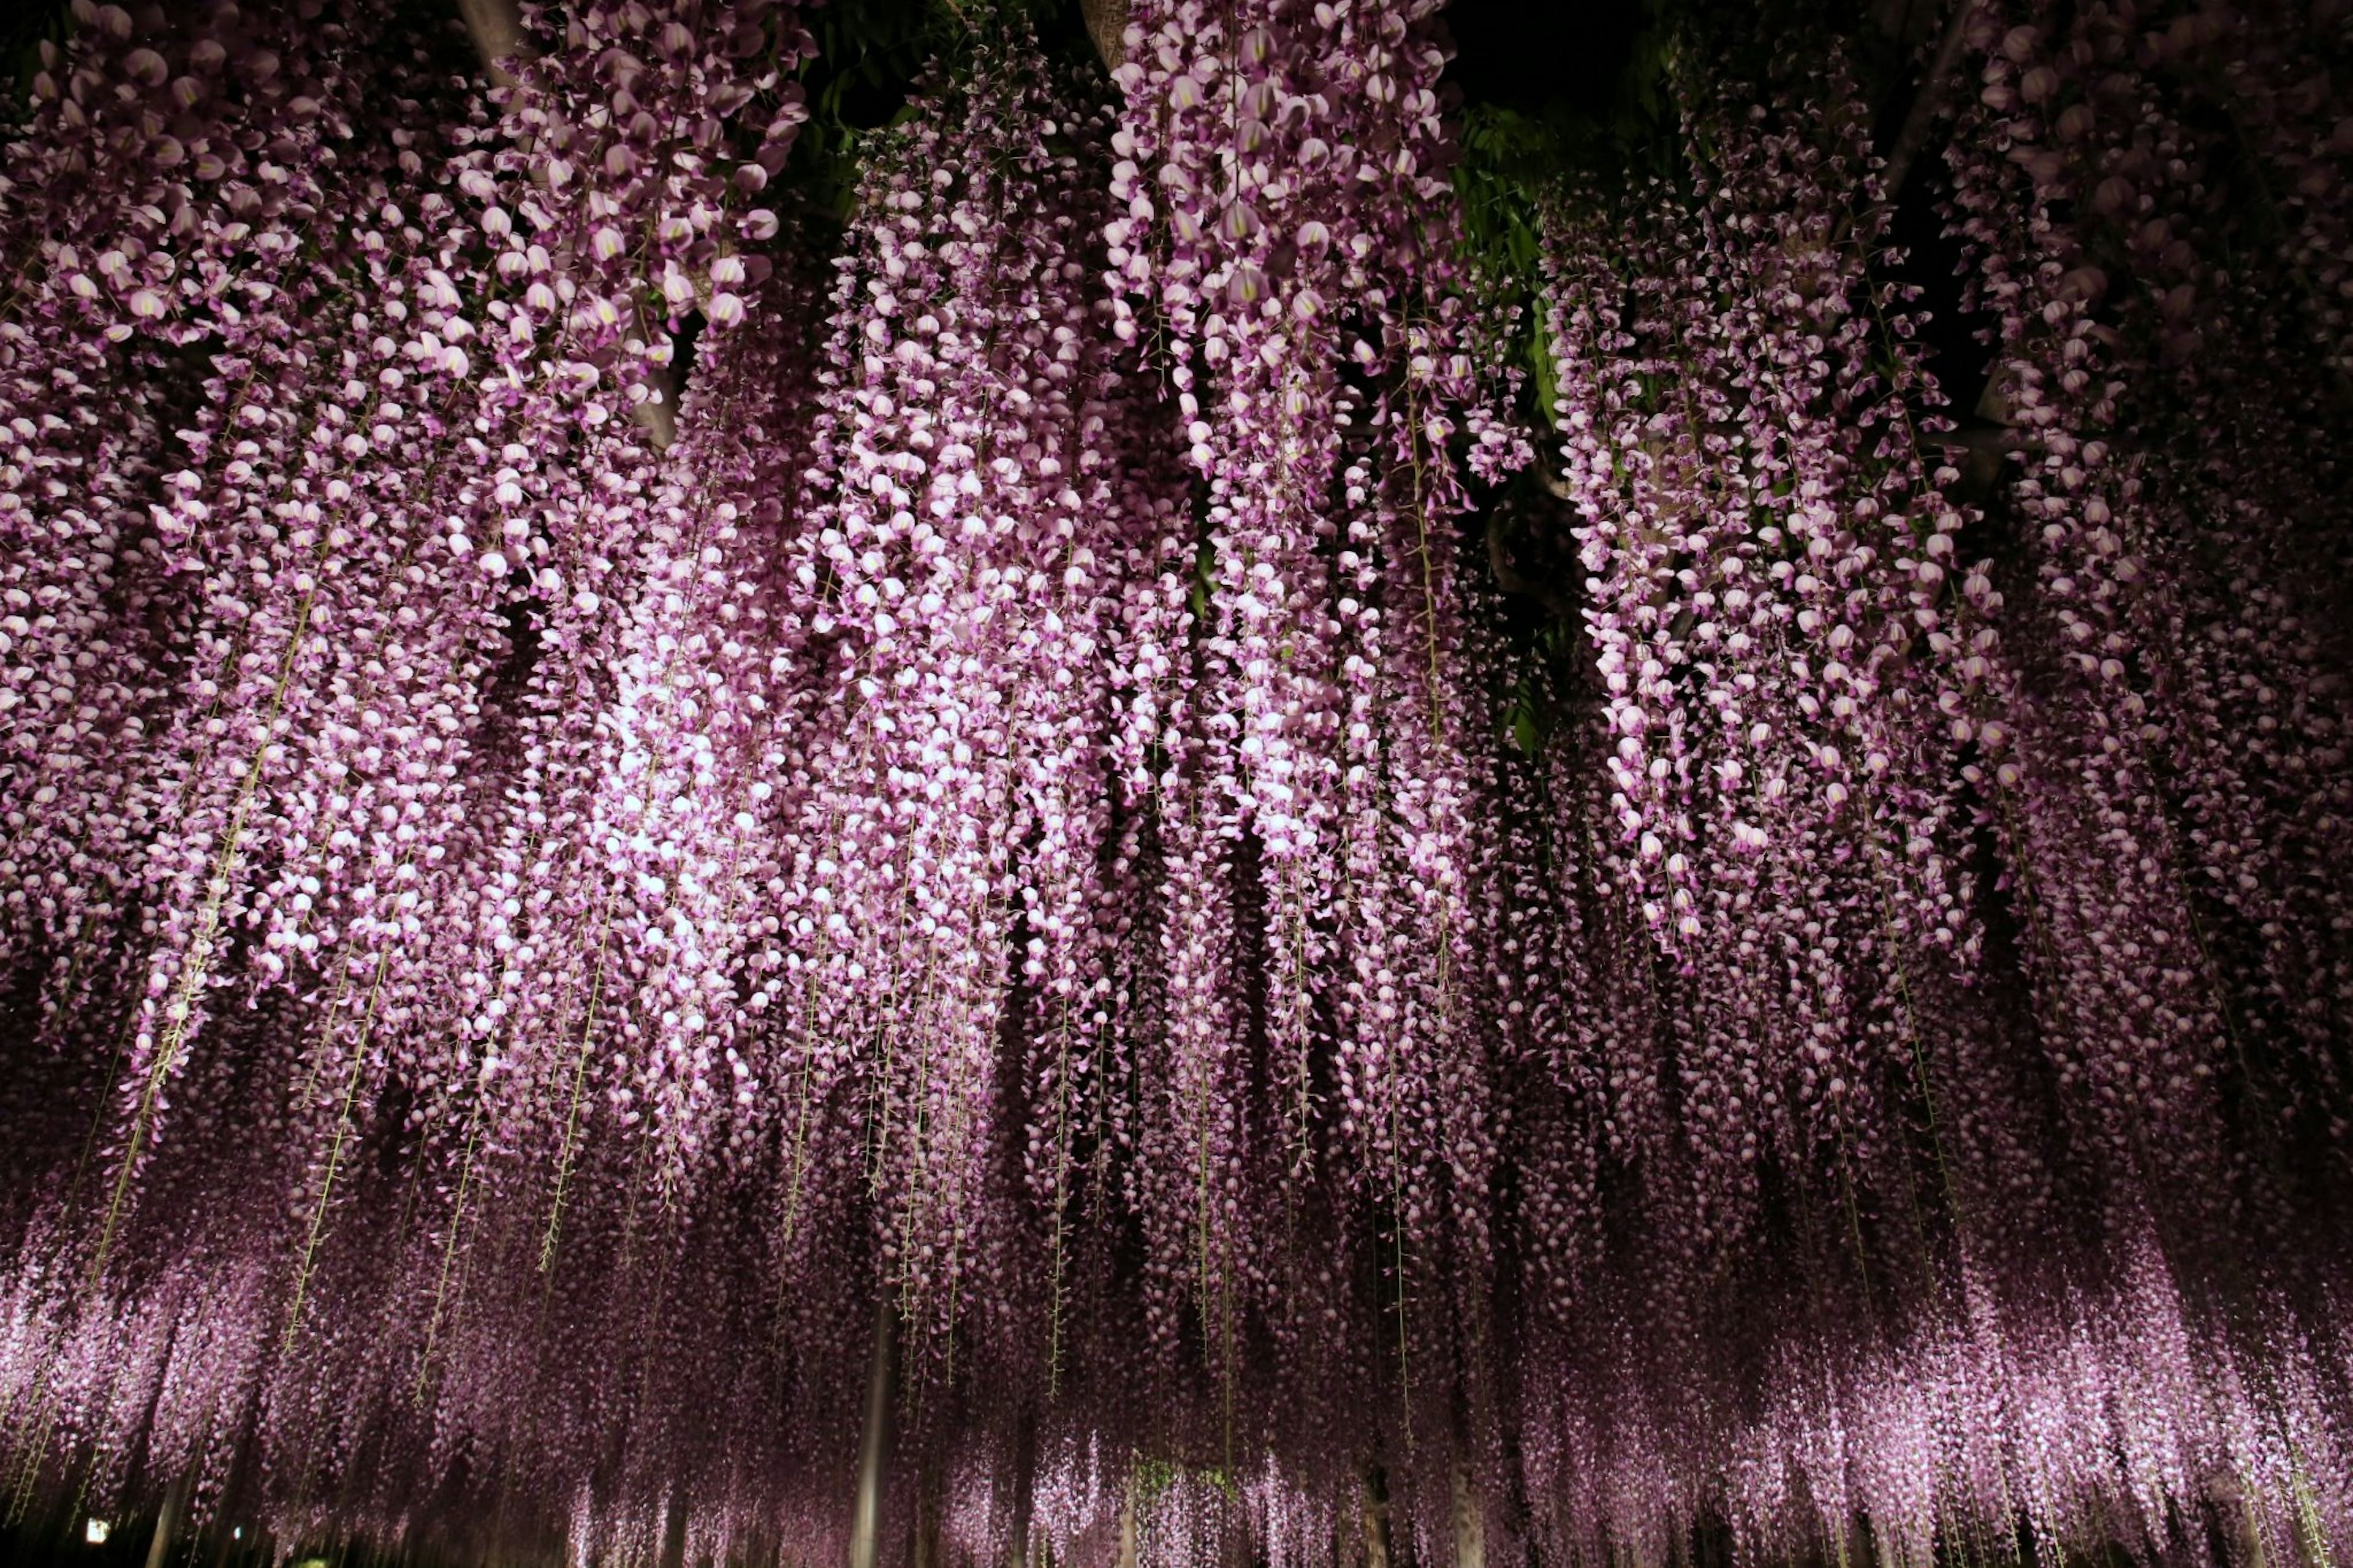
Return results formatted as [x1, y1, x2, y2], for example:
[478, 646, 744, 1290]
[0, 2, 2345, 1564]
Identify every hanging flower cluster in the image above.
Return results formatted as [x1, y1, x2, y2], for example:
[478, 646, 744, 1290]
[1102, 0, 1530, 1382]
[752, 23, 1159, 1344]
[0, 1, 2346, 1565]
[1542, 53, 1993, 1261]
[1942, 0, 2353, 1205]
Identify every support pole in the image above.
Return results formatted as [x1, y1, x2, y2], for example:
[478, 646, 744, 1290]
[1116, 1476, 1137, 1568]
[849, 1298, 896, 1568]
[1450, 1460, 1485, 1568]
[144, 1472, 189, 1568]
[1360, 1464, 1392, 1568]
[1005, 1407, 1037, 1568]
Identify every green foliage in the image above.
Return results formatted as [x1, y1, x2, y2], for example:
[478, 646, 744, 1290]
[785, 0, 949, 222]
[1447, 10, 1678, 433]
[2, 0, 67, 122]
[1444, 19, 1686, 740]
[1506, 617, 1586, 756]
[1453, 105, 1563, 427]
[1129, 1453, 1240, 1504]
[782, 0, 1099, 223]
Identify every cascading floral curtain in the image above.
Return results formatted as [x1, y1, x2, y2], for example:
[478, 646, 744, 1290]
[0, 0, 2347, 1562]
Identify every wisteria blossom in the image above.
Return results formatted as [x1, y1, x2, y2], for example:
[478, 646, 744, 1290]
[0, 0, 2346, 1563]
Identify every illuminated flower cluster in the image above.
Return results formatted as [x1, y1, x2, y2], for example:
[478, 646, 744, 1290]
[0, 1, 2346, 1565]
[1542, 56, 1994, 1255]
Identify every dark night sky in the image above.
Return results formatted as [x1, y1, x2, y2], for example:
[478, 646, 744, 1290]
[1439, 0, 1646, 118]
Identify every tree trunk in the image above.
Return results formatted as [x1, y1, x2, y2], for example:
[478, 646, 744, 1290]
[911, 1463, 942, 1568]
[1878, 0, 1976, 203]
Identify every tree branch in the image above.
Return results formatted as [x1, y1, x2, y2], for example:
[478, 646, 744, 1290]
[1081, 0, 1126, 70]
[453, 0, 523, 84]
[451, 0, 683, 449]
[1880, 0, 1976, 203]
